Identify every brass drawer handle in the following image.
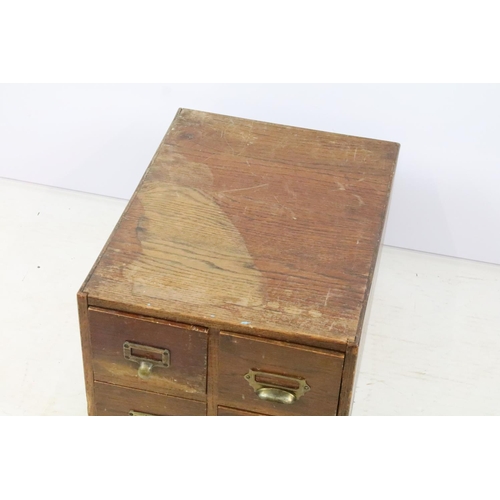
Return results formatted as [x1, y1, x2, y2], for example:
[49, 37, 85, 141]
[128, 410, 155, 416]
[244, 369, 310, 404]
[123, 341, 170, 380]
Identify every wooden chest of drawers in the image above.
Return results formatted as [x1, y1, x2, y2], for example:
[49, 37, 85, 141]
[77, 109, 399, 416]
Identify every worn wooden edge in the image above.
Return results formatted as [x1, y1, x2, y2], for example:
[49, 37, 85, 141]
[88, 305, 208, 333]
[217, 406, 263, 416]
[94, 378, 207, 403]
[77, 291, 96, 416]
[345, 241, 384, 415]
[111, 386, 207, 403]
[206, 328, 220, 416]
[337, 150, 399, 416]
[219, 330, 345, 359]
[339, 244, 382, 415]
[86, 298, 349, 353]
[354, 144, 400, 346]
[336, 342, 359, 416]
[79, 107, 184, 296]
[334, 146, 400, 416]
[176, 108, 402, 150]
[94, 380, 208, 415]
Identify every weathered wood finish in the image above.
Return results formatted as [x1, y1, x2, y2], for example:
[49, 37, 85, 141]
[218, 332, 345, 416]
[84, 109, 399, 350]
[79, 109, 399, 415]
[88, 307, 208, 398]
[94, 382, 207, 416]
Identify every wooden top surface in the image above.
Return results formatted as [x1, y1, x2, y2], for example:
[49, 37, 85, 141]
[83, 109, 399, 350]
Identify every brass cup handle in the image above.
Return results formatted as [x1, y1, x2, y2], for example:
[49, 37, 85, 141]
[244, 369, 310, 405]
[123, 341, 170, 380]
[256, 387, 296, 404]
[137, 361, 154, 379]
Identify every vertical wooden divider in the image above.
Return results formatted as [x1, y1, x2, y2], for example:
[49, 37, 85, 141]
[207, 328, 220, 416]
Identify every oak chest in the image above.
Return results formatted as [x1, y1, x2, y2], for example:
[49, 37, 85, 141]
[78, 109, 399, 416]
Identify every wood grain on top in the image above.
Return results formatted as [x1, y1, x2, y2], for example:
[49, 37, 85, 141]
[83, 109, 399, 350]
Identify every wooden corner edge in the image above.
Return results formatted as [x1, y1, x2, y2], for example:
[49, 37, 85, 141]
[77, 291, 96, 416]
[337, 342, 359, 416]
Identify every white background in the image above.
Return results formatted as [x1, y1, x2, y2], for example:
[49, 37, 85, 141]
[1, 1, 499, 494]
[1, 83, 499, 265]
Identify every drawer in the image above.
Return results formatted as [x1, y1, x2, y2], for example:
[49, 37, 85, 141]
[218, 332, 345, 416]
[218, 406, 262, 416]
[88, 307, 208, 397]
[94, 382, 207, 415]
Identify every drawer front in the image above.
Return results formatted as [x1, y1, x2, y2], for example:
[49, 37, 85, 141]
[88, 307, 208, 397]
[218, 406, 262, 416]
[218, 332, 345, 416]
[94, 382, 206, 415]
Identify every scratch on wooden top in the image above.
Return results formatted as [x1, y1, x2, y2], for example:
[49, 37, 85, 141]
[218, 183, 269, 194]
